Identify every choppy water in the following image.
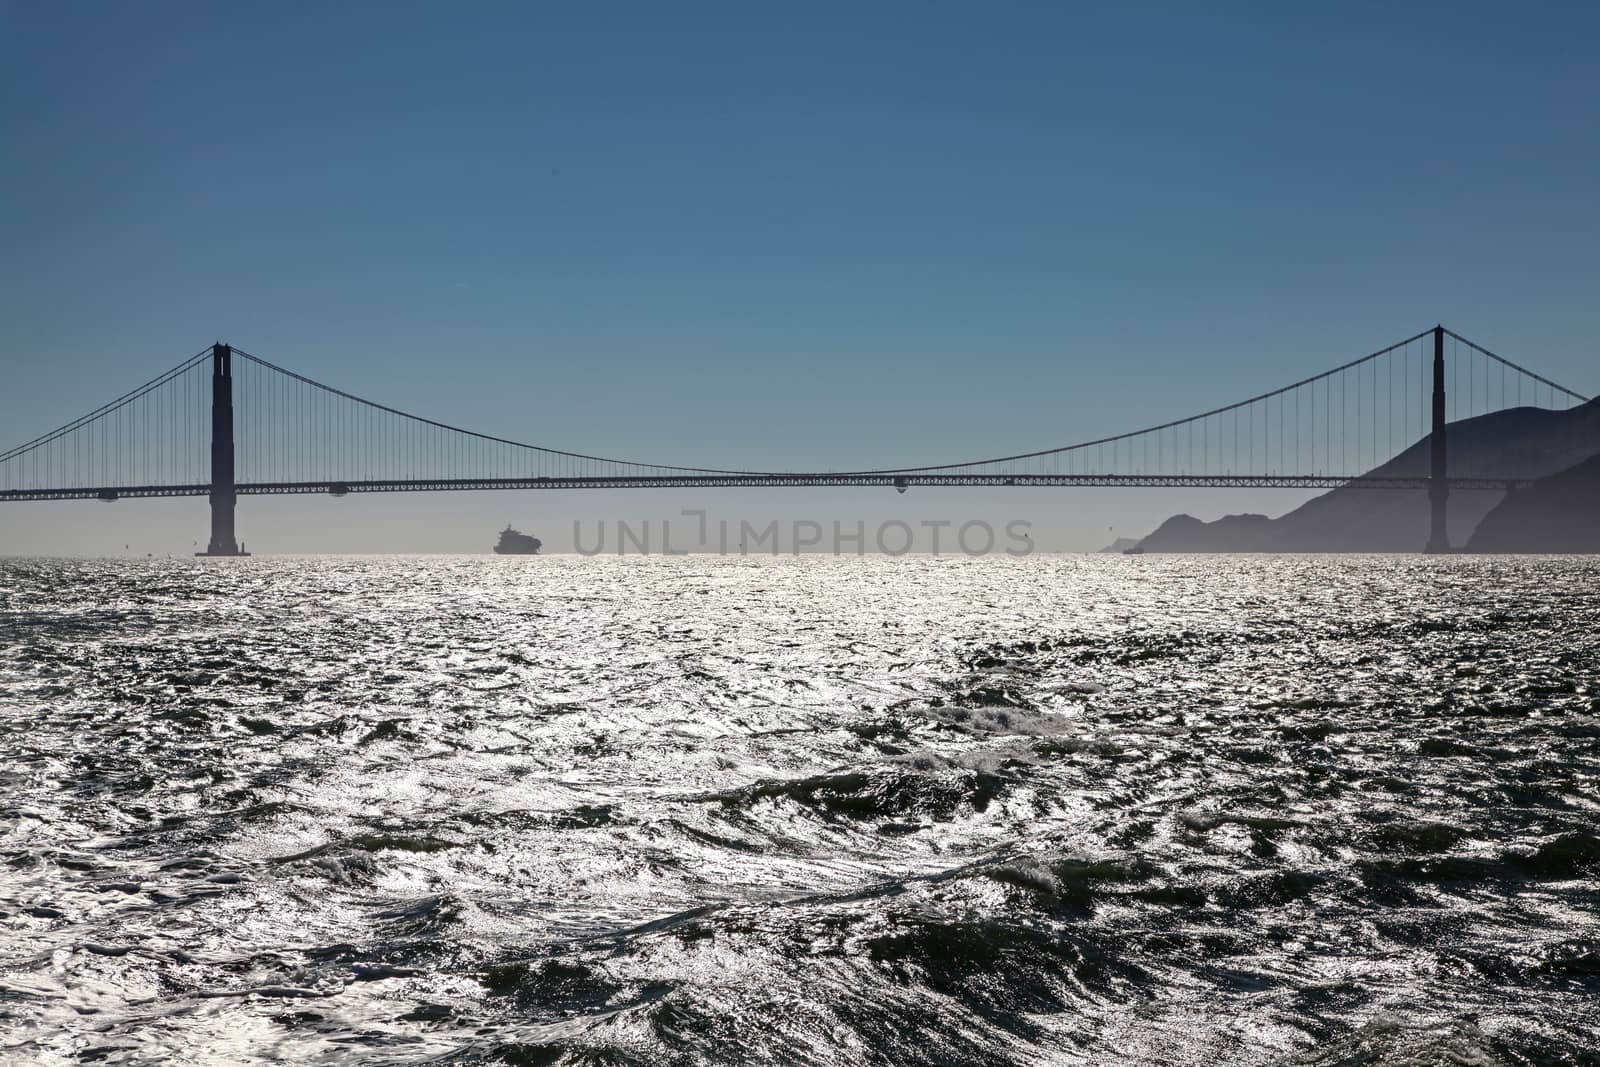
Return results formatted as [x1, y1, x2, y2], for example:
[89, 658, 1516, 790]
[2, 554, 1599, 1066]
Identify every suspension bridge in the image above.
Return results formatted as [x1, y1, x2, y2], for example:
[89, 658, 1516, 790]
[1, 327, 1593, 555]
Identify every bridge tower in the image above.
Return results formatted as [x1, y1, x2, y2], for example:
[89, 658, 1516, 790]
[196, 343, 248, 557]
[1425, 325, 1449, 554]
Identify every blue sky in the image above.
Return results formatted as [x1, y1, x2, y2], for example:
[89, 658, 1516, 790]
[2, 1, 1597, 553]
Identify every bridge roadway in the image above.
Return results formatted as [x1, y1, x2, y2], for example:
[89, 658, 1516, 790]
[0, 472, 1531, 503]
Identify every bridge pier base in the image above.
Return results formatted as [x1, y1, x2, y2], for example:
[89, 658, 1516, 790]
[196, 505, 248, 556]
[196, 342, 249, 557]
[1425, 484, 1450, 554]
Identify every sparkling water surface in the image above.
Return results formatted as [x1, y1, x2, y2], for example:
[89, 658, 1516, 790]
[2, 554, 1598, 1066]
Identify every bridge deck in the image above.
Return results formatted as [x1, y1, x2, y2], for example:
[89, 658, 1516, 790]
[0, 473, 1528, 503]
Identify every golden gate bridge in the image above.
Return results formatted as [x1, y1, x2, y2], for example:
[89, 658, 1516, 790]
[1, 327, 1593, 555]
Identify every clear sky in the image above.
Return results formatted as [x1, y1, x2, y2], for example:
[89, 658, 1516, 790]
[2, 1, 1597, 554]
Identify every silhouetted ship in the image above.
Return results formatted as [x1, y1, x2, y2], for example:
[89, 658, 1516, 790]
[493, 526, 542, 555]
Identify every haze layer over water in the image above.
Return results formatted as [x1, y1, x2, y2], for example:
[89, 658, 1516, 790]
[2, 555, 1598, 1065]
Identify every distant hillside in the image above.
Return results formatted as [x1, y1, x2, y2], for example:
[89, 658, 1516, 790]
[1466, 454, 1600, 553]
[1135, 514, 1273, 553]
[1132, 399, 1600, 553]
[1099, 536, 1141, 554]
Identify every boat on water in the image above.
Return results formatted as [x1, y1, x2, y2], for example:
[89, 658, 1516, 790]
[493, 526, 542, 555]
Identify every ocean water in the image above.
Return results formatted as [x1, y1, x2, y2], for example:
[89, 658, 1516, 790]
[1, 554, 1598, 1066]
